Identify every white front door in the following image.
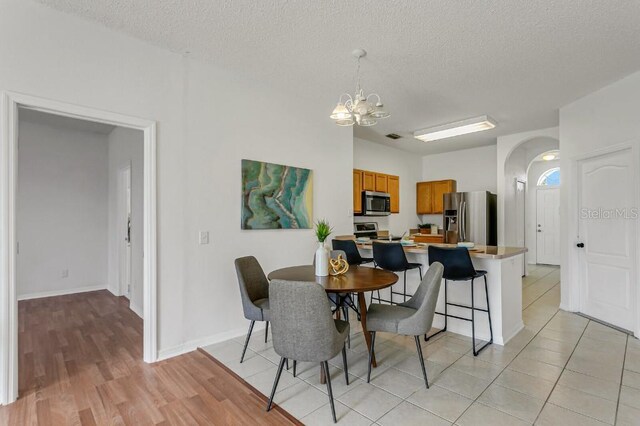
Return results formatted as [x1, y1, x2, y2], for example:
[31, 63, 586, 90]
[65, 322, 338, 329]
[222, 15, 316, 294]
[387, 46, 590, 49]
[578, 147, 637, 331]
[536, 187, 560, 265]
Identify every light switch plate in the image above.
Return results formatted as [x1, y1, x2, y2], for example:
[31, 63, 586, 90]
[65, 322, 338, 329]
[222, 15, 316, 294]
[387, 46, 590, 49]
[199, 231, 210, 245]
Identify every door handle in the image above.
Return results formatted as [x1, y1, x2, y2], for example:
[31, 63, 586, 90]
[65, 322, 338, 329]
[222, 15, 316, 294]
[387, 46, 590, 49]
[576, 242, 585, 248]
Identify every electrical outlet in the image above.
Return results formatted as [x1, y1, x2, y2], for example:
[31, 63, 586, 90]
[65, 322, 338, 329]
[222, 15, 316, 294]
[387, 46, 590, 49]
[199, 231, 210, 245]
[61, 269, 69, 278]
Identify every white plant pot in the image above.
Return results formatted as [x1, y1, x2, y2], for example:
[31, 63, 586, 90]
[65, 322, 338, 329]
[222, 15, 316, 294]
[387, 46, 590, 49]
[315, 242, 329, 276]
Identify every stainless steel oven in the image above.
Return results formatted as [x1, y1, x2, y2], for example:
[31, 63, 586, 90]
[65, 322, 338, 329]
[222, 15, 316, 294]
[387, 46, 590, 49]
[361, 191, 391, 216]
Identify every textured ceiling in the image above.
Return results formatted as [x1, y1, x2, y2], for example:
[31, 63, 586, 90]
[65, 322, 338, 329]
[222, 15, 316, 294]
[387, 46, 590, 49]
[32, 0, 640, 154]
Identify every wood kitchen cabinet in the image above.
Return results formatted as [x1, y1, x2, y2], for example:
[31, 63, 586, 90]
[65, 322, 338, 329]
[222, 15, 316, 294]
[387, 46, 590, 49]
[416, 179, 457, 214]
[362, 171, 375, 191]
[353, 169, 400, 214]
[375, 174, 388, 192]
[387, 175, 399, 213]
[416, 182, 433, 214]
[353, 169, 363, 214]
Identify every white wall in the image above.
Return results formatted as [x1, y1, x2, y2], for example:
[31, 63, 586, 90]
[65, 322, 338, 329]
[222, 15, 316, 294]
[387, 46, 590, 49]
[353, 138, 422, 235]
[0, 0, 353, 363]
[420, 144, 498, 227]
[525, 159, 559, 264]
[107, 127, 144, 316]
[17, 120, 109, 298]
[559, 70, 640, 313]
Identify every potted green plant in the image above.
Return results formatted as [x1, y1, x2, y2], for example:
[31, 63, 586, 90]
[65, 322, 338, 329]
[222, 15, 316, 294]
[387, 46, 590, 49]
[314, 219, 332, 276]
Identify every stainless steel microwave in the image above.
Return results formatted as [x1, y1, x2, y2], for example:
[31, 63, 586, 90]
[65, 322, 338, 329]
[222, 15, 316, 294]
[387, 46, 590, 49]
[361, 191, 391, 216]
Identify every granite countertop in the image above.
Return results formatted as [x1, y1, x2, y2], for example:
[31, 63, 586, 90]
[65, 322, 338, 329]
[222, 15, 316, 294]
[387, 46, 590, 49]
[356, 242, 527, 260]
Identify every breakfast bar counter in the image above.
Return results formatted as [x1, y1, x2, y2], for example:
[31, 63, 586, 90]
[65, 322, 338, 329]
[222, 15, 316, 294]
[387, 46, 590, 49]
[357, 242, 527, 345]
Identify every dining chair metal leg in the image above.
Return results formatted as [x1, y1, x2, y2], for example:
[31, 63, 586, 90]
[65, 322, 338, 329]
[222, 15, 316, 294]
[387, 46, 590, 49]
[366, 331, 376, 383]
[293, 360, 297, 377]
[414, 336, 429, 389]
[403, 270, 407, 302]
[286, 359, 289, 370]
[341, 344, 349, 385]
[341, 305, 351, 348]
[322, 361, 337, 423]
[265, 321, 269, 343]
[267, 357, 286, 411]
[240, 320, 255, 363]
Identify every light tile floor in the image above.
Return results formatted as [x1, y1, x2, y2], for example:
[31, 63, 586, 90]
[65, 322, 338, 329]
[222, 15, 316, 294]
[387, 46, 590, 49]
[203, 265, 640, 425]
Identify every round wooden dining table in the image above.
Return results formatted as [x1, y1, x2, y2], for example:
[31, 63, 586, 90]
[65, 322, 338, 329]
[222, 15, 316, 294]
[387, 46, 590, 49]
[267, 265, 398, 369]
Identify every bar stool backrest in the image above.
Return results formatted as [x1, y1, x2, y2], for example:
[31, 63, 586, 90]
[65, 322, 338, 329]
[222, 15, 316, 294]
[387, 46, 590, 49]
[332, 239, 364, 265]
[373, 242, 410, 272]
[427, 246, 476, 281]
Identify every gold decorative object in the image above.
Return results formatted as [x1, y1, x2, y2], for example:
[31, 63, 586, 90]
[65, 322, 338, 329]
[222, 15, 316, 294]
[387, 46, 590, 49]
[329, 255, 349, 276]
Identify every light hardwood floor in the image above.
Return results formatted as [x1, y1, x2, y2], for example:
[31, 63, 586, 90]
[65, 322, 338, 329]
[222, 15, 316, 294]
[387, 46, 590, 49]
[0, 290, 300, 425]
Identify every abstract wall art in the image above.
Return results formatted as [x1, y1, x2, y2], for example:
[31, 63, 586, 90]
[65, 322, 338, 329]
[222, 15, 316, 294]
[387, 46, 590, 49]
[241, 159, 313, 229]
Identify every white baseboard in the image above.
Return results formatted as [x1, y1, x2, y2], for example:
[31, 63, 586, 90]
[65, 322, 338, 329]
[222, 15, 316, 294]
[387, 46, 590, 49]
[129, 302, 143, 319]
[17, 284, 107, 301]
[499, 322, 525, 346]
[157, 322, 266, 362]
[559, 302, 574, 312]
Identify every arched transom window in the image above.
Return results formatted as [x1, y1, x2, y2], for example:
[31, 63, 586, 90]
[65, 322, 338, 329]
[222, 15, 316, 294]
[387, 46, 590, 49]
[537, 167, 560, 186]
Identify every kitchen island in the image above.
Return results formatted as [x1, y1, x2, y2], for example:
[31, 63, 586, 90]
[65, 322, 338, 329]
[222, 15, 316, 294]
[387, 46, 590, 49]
[357, 242, 527, 345]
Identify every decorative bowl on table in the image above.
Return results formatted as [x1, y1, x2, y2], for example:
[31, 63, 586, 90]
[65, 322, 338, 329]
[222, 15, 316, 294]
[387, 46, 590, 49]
[355, 237, 371, 243]
[401, 239, 416, 247]
[457, 242, 475, 248]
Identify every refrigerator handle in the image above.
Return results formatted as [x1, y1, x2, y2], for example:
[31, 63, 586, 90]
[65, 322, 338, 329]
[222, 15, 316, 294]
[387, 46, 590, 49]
[461, 201, 466, 241]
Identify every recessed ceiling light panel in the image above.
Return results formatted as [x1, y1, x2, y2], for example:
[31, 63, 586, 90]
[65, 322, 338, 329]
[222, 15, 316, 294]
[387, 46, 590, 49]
[414, 115, 497, 142]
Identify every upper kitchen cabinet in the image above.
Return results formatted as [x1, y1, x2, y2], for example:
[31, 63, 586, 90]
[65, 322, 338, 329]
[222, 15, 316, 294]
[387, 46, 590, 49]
[353, 169, 363, 214]
[375, 174, 388, 192]
[388, 175, 399, 213]
[353, 169, 400, 214]
[362, 170, 376, 191]
[416, 179, 456, 214]
[416, 182, 433, 214]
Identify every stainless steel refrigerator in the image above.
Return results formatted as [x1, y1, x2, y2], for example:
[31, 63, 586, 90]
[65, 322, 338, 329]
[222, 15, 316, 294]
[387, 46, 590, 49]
[443, 191, 497, 245]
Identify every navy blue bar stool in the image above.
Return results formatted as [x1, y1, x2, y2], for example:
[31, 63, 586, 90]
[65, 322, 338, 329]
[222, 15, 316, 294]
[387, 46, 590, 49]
[426, 246, 493, 356]
[372, 242, 422, 304]
[332, 239, 374, 266]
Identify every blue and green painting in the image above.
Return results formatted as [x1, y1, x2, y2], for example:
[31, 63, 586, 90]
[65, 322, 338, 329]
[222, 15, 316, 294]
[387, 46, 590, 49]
[241, 159, 313, 229]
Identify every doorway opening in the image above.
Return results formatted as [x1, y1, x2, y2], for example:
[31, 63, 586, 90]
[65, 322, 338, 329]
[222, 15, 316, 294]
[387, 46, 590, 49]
[528, 153, 560, 266]
[0, 92, 157, 405]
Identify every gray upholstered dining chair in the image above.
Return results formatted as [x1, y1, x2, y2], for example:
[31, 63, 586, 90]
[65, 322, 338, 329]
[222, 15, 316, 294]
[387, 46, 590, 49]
[314, 249, 355, 347]
[234, 256, 271, 363]
[266, 280, 350, 423]
[366, 262, 444, 388]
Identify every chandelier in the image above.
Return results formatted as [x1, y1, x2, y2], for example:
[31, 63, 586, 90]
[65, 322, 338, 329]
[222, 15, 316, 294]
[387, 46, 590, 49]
[330, 49, 390, 127]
